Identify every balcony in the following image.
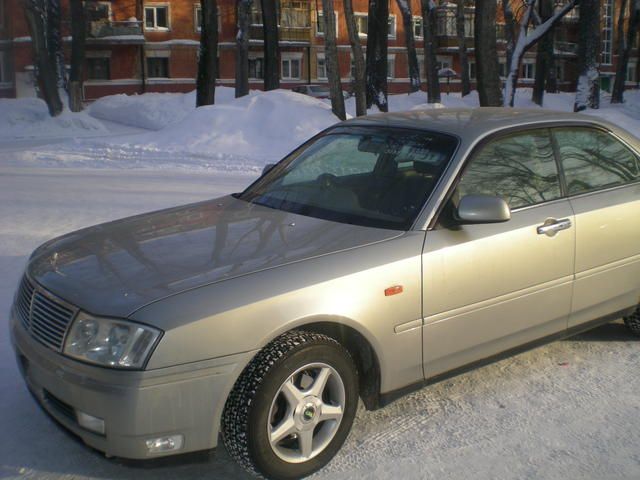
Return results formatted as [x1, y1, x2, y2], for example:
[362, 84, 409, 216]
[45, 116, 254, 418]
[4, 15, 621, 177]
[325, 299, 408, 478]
[87, 20, 145, 44]
[249, 25, 311, 44]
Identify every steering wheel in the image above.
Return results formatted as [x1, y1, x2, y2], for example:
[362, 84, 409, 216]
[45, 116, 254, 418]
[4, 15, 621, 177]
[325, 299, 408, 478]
[316, 173, 339, 189]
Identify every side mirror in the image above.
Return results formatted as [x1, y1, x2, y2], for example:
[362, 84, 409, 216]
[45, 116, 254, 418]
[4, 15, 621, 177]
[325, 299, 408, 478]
[262, 163, 276, 176]
[455, 194, 511, 224]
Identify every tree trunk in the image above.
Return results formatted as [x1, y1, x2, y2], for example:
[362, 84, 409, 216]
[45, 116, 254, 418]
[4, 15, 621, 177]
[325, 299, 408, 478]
[321, 0, 346, 119]
[456, 0, 470, 96]
[396, 0, 420, 93]
[23, 0, 63, 116]
[532, 0, 554, 106]
[612, 0, 639, 103]
[475, 0, 502, 106]
[261, 0, 280, 90]
[502, 0, 515, 69]
[68, 0, 86, 112]
[235, 0, 252, 98]
[47, 0, 66, 90]
[344, 0, 367, 115]
[196, 0, 219, 106]
[574, 0, 600, 111]
[366, 0, 389, 111]
[421, 0, 440, 103]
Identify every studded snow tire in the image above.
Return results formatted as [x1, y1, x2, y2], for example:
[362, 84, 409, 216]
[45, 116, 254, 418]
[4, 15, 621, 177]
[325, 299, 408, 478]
[221, 330, 358, 480]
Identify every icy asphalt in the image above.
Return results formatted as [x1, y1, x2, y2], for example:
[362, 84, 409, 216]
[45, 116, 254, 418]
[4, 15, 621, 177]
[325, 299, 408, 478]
[0, 165, 639, 480]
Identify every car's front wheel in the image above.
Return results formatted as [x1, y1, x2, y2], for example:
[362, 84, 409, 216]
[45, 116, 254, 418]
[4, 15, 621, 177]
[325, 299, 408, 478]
[624, 305, 640, 336]
[222, 330, 358, 479]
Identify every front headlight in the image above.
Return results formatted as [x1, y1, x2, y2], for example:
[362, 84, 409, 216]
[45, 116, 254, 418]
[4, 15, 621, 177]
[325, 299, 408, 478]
[64, 312, 162, 369]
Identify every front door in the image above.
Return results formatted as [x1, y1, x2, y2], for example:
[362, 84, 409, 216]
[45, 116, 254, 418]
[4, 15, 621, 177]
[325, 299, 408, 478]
[422, 129, 575, 378]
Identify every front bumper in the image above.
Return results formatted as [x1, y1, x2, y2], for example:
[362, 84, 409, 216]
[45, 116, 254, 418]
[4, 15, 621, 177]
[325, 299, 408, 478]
[9, 307, 254, 459]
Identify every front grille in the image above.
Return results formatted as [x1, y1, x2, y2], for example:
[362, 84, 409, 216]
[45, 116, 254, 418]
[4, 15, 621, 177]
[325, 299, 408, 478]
[15, 276, 77, 352]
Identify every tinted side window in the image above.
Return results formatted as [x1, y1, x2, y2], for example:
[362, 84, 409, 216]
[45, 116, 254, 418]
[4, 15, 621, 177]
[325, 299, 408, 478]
[457, 130, 561, 209]
[553, 128, 640, 195]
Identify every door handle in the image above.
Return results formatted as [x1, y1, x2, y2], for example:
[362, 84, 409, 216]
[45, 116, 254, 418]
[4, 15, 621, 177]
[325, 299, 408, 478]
[537, 218, 572, 237]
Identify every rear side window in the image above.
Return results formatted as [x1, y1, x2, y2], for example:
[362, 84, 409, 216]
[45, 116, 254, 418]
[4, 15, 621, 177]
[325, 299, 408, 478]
[457, 130, 562, 209]
[553, 128, 640, 195]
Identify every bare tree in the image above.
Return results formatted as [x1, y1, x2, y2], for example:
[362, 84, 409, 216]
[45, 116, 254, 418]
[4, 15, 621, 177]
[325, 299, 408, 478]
[531, 0, 556, 105]
[504, 0, 577, 108]
[47, 0, 66, 89]
[396, 0, 420, 93]
[196, 0, 219, 106]
[261, 0, 280, 90]
[68, 0, 86, 112]
[456, 0, 470, 96]
[502, 0, 516, 68]
[321, 0, 346, 119]
[22, 0, 63, 116]
[421, 0, 440, 103]
[235, 0, 253, 98]
[574, 0, 599, 111]
[475, 0, 502, 106]
[344, 0, 367, 115]
[612, 0, 640, 103]
[366, 0, 389, 111]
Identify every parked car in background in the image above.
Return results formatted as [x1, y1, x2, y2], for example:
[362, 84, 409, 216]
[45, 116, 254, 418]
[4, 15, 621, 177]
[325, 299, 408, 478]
[292, 84, 350, 100]
[10, 109, 640, 479]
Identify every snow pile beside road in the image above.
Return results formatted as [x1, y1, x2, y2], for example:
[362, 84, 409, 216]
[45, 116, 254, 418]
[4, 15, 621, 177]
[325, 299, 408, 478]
[0, 98, 108, 139]
[88, 86, 244, 130]
[112, 89, 340, 169]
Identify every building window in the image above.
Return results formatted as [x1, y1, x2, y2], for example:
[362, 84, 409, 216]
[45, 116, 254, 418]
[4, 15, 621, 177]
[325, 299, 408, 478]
[0, 0, 5, 30]
[602, 0, 613, 65]
[194, 5, 222, 34]
[317, 54, 327, 79]
[355, 13, 367, 36]
[413, 16, 423, 39]
[436, 56, 452, 71]
[436, 9, 456, 36]
[387, 55, 395, 79]
[0, 51, 8, 83]
[556, 62, 564, 82]
[627, 63, 637, 83]
[87, 57, 110, 80]
[316, 11, 339, 36]
[521, 61, 535, 80]
[499, 61, 507, 78]
[281, 55, 301, 80]
[144, 5, 169, 30]
[147, 57, 169, 77]
[388, 15, 396, 38]
[249, 57, 264, 79]
[468, 61, 476, 80]
[418, 57, 425, 79]
[464, 12, 474, 37]
[281, 0, 309, 28]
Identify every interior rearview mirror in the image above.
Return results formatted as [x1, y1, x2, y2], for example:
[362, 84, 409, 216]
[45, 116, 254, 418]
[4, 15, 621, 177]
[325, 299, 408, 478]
[456, 194, 511, 224]
[262, 163, 276, 176]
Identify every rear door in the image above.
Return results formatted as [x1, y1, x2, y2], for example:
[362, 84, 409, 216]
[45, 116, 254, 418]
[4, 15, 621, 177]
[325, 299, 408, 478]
[551, 127, 640, 327]
[422, 129, 575, 378]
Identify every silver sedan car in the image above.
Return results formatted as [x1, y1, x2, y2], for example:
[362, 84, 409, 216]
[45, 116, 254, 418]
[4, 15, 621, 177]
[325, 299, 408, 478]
[10, 109, 640, 479]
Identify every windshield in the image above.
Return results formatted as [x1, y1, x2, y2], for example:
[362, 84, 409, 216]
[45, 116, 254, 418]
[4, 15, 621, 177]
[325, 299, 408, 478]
[238, 127, 458, 230]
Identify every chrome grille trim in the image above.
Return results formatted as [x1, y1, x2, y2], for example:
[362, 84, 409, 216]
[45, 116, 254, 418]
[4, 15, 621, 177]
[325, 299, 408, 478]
[14, 275, 78, 352]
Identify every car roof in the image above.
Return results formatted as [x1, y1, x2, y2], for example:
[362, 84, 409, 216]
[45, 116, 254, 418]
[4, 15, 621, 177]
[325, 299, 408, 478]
[341, 107, 622, 140]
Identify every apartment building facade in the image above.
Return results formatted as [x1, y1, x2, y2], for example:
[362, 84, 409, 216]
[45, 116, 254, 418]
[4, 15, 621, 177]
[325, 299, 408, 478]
[0, 0, 638, 100]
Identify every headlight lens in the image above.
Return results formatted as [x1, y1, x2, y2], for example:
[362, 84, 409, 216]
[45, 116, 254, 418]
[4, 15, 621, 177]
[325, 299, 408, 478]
[64, 312, 162, 369]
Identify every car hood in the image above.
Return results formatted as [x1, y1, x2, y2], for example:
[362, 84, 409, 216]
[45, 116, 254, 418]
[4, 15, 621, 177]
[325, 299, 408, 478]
[27, 196, 402, 318]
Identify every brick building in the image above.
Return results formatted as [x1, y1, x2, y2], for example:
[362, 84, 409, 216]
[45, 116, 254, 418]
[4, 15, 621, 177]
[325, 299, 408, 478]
[0, 0, 638, 100]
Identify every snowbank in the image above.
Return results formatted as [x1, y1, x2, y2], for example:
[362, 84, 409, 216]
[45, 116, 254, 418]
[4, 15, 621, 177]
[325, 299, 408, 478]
[108, 89, 340, 170]
[88, 86, 243, 131]
[0, 98, 108, 139]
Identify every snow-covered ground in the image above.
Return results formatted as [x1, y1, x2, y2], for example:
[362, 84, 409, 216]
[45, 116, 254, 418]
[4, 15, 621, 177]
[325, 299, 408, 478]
[1, 87, 640, 479]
